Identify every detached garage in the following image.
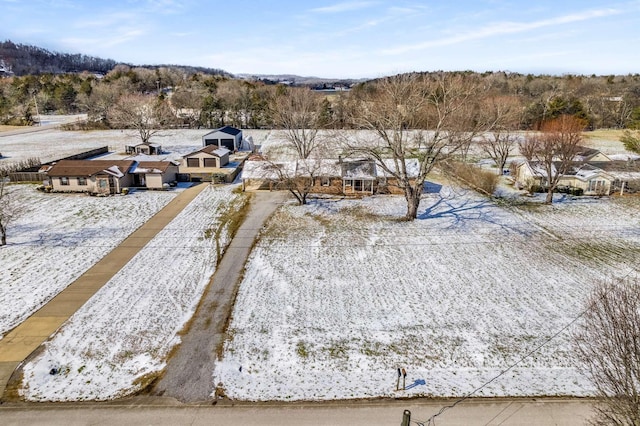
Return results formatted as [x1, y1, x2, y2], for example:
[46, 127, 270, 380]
[202, 126, 243, 151]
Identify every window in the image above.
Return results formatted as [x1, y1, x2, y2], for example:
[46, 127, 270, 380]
[321, 177, 331, 187]
[60, 177, 69, 186]
[187, 158, 199, 167]
[77, 177, 87, 186]
[588, 179, 605, 192]
[203, 158, 217, 168]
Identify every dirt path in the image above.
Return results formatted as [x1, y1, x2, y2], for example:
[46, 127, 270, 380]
[152, 191, 287, 402]
[0, 183, 208, 400]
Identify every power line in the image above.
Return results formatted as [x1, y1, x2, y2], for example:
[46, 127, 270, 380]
[411, 266, 639, 426]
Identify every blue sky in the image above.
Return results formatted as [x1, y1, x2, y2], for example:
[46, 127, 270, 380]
[0, 0, 638, 78]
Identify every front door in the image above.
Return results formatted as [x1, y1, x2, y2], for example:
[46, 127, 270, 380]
[96, 177, 110, 195]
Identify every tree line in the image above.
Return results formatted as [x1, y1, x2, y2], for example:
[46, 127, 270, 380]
[2, 66, 640, 130]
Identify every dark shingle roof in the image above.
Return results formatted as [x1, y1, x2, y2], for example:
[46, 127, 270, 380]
[46, 160, 135, 177]
[185, 146, 231, 157]
[203, 126, 242, 137]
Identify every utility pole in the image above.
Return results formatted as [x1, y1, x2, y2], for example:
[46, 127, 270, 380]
[401, 409, 411, 426]
[32, 94, 40, 126]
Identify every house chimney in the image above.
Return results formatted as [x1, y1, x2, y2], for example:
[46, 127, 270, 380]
[338, 155, 342, 164]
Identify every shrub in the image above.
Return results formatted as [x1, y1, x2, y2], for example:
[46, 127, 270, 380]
[441, 161, 499, 196]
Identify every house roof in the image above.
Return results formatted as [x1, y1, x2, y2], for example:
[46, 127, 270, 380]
[573, 146, 611, 162]
[243, 158, 422, 180]
[379, 158, 420, 178]
[126, 142, 161, 148]
[184, 145, 231, 158]
[46, 160, 135, 178]
[242, 160, 290, 180]
[202, 125, 242, 137]
[341, 160, 377, 179]
[589, 160, 640, 180]
[131, 161, 176, 174]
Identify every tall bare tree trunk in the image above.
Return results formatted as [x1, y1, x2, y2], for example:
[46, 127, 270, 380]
[0, 223, 6, 246]
[545, 190, 554, 204]
[404, 186, 421, 220]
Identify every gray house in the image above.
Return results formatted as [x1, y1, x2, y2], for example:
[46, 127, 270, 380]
[202, 126, 243, 151]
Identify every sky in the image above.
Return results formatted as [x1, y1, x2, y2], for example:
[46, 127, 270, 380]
[0, 0, 639, 79]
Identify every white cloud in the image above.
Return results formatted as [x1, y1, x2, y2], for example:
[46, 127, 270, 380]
[62, 29, 145, 51]
[73, 12, 139, 29]
[382, 7, 622, 55]
[310, 1, 377, 14]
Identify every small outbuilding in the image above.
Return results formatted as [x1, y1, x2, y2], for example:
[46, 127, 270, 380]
[125, 142, 163, 155]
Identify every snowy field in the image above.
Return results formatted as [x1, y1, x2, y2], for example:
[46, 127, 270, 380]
[21, 185, 248, 401]
[214, 189, 640, 401]
[0, 186, 176, 338]
[0, 126, 277, 164]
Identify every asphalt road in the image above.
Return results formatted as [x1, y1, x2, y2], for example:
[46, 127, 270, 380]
[152, 191, 288, 402]
[0, 398, 595, 425]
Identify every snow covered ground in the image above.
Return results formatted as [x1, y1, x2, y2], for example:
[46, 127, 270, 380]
[0, 186, 176, 338]
[0, 127, 276, 164]
[20, 185, 247, 401]
[214, 189, 640, 401]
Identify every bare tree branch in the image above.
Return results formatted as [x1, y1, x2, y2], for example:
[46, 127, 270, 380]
[270, 87, 325, 159]
[343, 72, 487, 220]
[108, 94, 177, 144]
[573, 277, 640, 425]
[518, 114, 587, 204]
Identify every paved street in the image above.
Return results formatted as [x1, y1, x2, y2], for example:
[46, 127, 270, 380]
[0, 398, 595, 425]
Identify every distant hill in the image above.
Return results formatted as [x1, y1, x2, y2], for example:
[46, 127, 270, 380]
[0, 40, 117, 76]
[0, 40, 231, 77]
[236, 73, 368, 88]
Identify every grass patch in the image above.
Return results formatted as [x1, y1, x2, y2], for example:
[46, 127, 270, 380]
[583, 129, 626, 141]
[555, 240, 640, 266]
[296, 341, 310, 359]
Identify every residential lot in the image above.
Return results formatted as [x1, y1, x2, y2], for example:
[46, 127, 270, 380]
[214, 187, 640, 400]
[20, 185, 247, 401]
[0, 186, 176, 338]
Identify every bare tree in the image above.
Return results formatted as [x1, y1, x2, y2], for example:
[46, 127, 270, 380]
[0, 166, 23, 246]
[478, 95, 523, 173]
[573, 278, 640, 425]
[480, 131, 518, 175]
[519, 115, 587, 204]
[108, 94, 177, 144]
[345, 72, 486, 220]
[270, 87, 325, 159]
[261, 159, 322, 205]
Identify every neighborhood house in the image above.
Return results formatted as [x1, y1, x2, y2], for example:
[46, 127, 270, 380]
[511, 147, 640, 195]
[241, 157, 420, 195]
[179, 146, 231, 182]
[44, 159, 180, 194]
[45, 160, 135, 195]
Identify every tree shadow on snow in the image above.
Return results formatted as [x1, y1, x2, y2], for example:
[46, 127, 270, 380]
[417, 191, 531, 236]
